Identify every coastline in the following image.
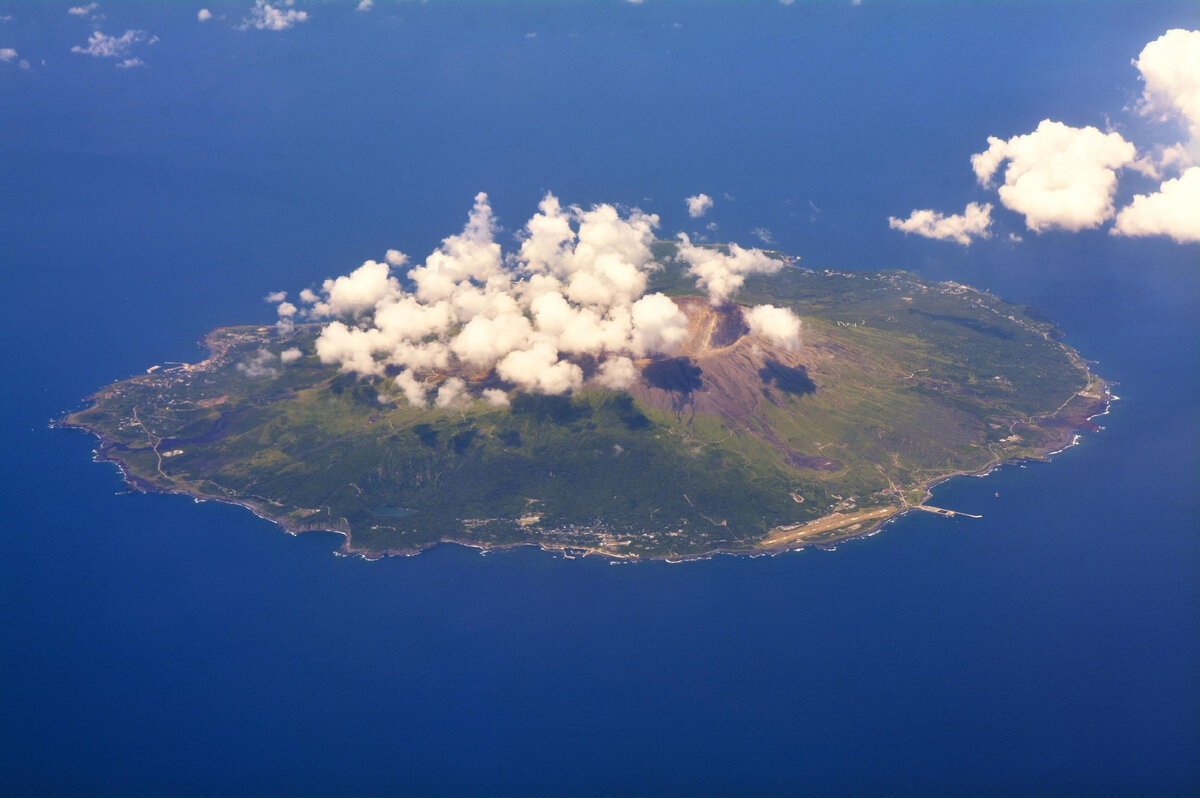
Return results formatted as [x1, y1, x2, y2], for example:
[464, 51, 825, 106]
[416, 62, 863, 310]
[58, 357, 1112, 564]
[55, 300, 1111, 564]
[755, 363, 1116, 556]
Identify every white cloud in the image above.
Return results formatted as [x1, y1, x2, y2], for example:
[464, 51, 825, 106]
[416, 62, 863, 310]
[240, 1, 308, 31]
[0, 48, 16, 62]
[744, 305, 802, 352]
[751, 226, 774, 245]
[280, 347, 303, 364]
[451, 313, 534, 368]
[1132, 29, 1200, 167]
[595, 356, 638, 390]
[68, 4, 98, 16]
[971, 120, 1137, 232]
[481, 388, 510, 407]
[630, 293, 689, 356]
[529, 292, 632, 357]
[356, 0, 373, 11]
[517, 192, 660, 308]
[116, 57, 144, 69]
[198, 9, 213, 22]
[685, 193, 714, 218]
[1112, 166, 1200, 243]
[497, 343, 584, 395]
[277, 301, 298, 318]
[675, 233, 786, 305]
[888, 201, 993, 245]
[384, 249, 406, 267]
[408, 191, 503, 303]
[394, 370, 428, 407]
[237, 348, 279, 379]
[71, 29, 148, 59]
[309, 259, 400, 317]
[314, 321, 386, 377]
[435, 377, 468, 408]
[300, 194, 796, 404]
[265, 290, 288, 303]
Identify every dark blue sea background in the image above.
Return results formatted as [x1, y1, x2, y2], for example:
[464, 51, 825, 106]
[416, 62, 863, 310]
[2, 3, 1197, 796]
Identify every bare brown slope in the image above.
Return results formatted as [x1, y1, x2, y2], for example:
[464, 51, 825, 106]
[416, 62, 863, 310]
[627, 298, 839, 470]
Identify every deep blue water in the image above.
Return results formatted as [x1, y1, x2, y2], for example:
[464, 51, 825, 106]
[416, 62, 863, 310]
[2, 2, 1197, 796]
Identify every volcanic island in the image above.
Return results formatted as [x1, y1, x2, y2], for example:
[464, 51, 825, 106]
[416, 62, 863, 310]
[64, 241, 1109, 561]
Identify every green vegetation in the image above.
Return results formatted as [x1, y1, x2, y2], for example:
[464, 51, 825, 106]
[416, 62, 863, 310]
[65, 252, 1106, 559]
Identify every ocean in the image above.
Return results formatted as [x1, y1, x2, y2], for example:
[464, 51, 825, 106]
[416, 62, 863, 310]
[1, 2, 1197, 795]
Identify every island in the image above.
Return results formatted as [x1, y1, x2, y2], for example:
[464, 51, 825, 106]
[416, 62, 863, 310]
[63, 244, 1110, 561]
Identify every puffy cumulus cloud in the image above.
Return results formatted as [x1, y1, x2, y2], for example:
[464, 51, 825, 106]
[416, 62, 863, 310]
[518, 193, 660, 308]
[529, 292, 636, 356]
[240, 1, 308, 31]
[595, 356, 638, 390]
[451, 312, 533, 368]
[309, 260, 399, 317]
[744, 305, 802, 351]
[356, 0, 373, 11]
[1112, 166, 1200, 243]
[393, 370, 428, 407]
[481, 388, 510, 407]
[888, 201, 993, 245]
[314, 321, 386, 377]
[896, 31, 1198, 246]
[629, 293, 689, 355]
[497, 343, 584, 395]
[435, 377, 468, 408]
[296, 193, 788, 406]
[372, 295, 453, 342]
[198, 9, 213, 22]
[237, 349, 278, 378]
[264, 290, 287, 303]
[685, 193, 714, 218]
[675, 233, 786, 305]
[1133, 29, 1200, 165]
[971, 120, 1138, 232]
[68, 4, 98, 16]
[279, 347, 303, 364]
[408, 192, 503, 303]
[71, 29, 148, 59]
[2, 47, 28, 70]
